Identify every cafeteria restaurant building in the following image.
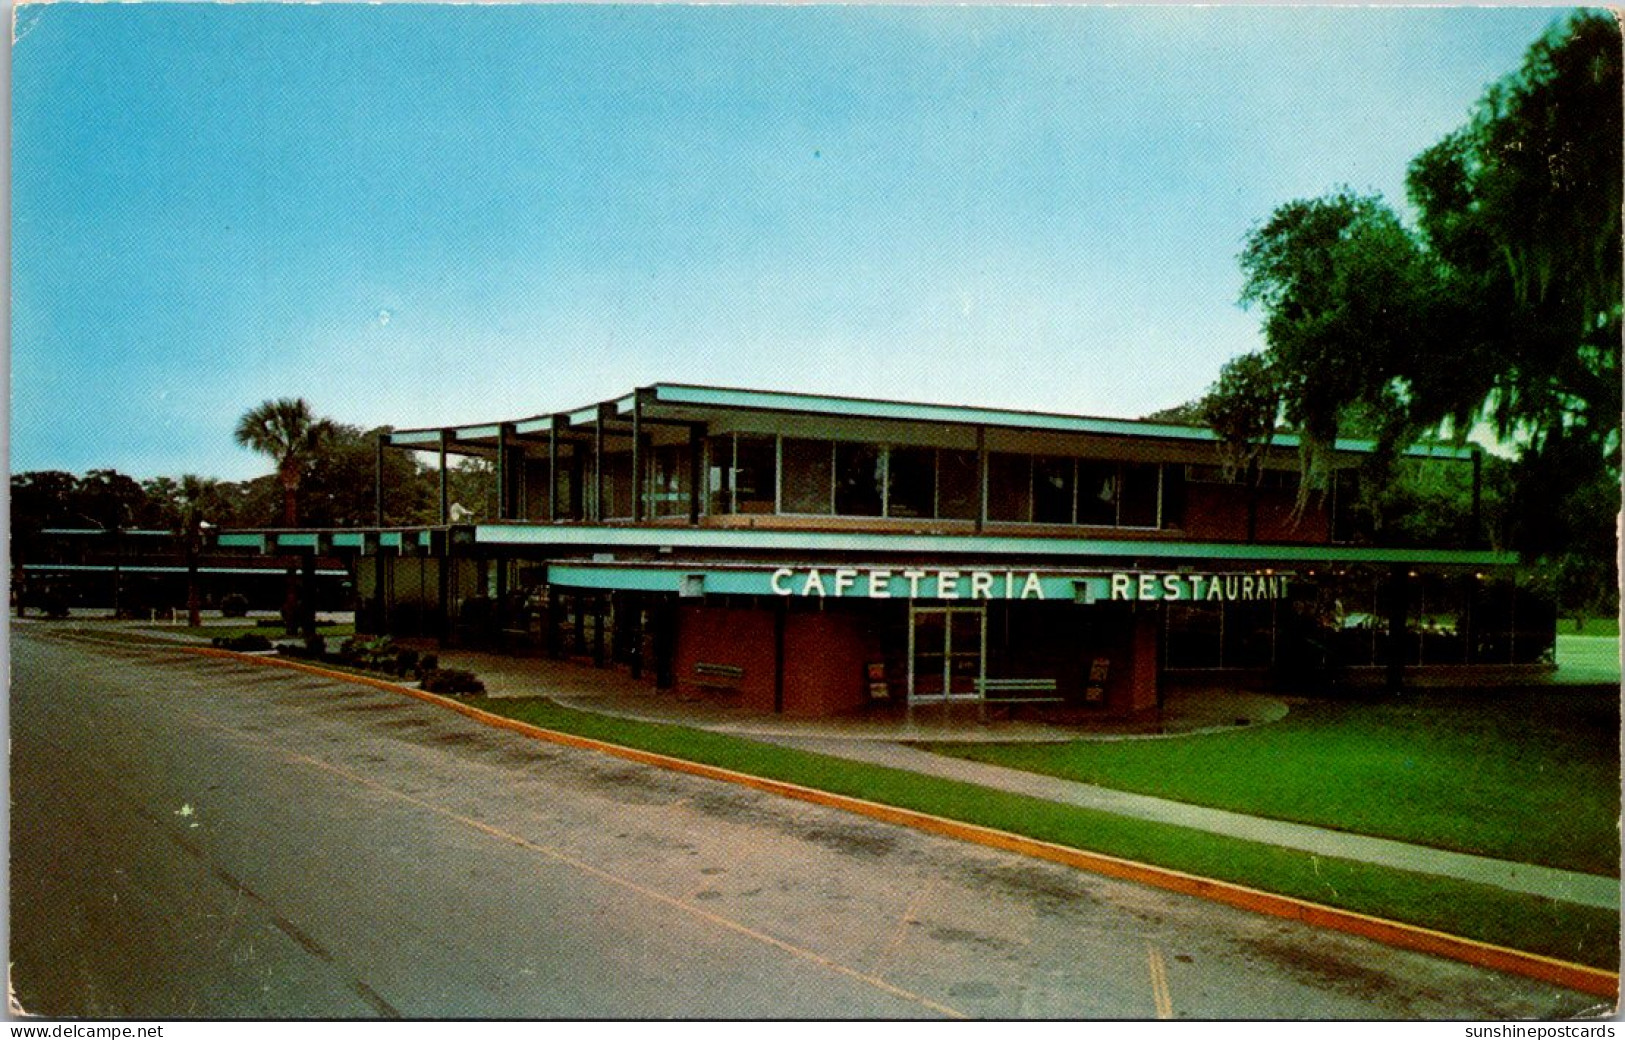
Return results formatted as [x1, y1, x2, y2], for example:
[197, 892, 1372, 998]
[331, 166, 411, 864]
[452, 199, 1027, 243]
[215, 383, 1554, 720]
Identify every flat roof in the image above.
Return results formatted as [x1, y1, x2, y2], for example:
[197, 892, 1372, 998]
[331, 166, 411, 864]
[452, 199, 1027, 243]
[384, 382, 1477, 461]
[474, 523, 1515, 567]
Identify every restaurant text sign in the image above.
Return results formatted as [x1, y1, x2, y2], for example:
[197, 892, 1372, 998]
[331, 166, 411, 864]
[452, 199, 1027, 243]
[764, 568, 1289, 602]
[1108, 572, 1289, 602]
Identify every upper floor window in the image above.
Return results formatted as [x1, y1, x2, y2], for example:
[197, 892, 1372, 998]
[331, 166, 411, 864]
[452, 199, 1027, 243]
[782, 438, 834, 515]
[834, 443, 884, 517]
[707, 435, 776, 515]
[1076, 461, 1118, 526]
[695, 432, 1182, 531]
[886, 447, 936, 519]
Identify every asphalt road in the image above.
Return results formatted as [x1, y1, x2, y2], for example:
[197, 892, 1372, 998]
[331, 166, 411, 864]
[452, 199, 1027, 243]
[9, 625, 1605, 1019]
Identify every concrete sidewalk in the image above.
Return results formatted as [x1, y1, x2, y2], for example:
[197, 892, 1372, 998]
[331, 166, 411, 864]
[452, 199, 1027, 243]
[757, 736, 1621, 912]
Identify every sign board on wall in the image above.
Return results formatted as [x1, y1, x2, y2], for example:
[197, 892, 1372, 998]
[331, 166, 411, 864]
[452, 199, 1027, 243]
[547, 563, 1290, 603]
[764, 567, 1290, 602]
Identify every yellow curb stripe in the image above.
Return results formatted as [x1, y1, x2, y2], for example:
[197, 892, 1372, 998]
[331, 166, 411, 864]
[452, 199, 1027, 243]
[181, 645, 1622, 1001]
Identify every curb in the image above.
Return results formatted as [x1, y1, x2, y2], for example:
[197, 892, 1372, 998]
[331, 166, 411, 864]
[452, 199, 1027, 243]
[185, 645, 1621, 1001]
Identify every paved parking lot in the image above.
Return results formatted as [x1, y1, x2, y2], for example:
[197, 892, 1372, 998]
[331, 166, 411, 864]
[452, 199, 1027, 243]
[10, 626, 1606, 1019]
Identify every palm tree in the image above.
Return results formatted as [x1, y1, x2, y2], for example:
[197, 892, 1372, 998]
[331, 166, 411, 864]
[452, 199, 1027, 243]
[234, 398, 336, 527]
[235, 399, 335, 636]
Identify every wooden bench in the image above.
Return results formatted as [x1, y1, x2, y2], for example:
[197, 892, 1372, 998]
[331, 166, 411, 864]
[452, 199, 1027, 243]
[977, 677, 1062, 704]
[691, 662, 745, 697]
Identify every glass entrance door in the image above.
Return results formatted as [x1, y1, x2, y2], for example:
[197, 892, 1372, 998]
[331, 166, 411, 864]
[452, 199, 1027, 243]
[908, 605, 986, 704]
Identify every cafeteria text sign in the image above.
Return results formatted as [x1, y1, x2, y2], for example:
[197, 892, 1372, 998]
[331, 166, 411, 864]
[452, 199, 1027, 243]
[769, 567, 1047, 600]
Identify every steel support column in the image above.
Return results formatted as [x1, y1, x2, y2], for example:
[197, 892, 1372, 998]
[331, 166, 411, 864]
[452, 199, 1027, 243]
[975, 424, 988, 533]
[375, 433, 386, 527]
[495, 424, 509, 521]
[548, 415, 562, 523]
[631, 394, 644, 523]
[688, 423, 705, 526]
[438, 429, 450, 525]
[594, 410, 605, 522]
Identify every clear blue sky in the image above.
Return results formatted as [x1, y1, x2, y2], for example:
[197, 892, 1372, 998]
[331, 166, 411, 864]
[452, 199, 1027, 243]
[11, 3, 1572, 481]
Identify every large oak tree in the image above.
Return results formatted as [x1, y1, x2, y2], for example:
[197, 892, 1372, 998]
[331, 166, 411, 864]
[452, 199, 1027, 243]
[1218, 12, 1619, 603]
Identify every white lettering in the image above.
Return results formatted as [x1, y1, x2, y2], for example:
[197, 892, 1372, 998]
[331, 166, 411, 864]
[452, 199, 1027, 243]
[1021, 572, 1045, 600]
[768, 567, 1291, 601]
[868, 569, 892, 599]
[970, 571, 994, 599]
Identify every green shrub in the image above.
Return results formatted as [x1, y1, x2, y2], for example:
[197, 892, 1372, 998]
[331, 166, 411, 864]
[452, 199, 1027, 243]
[339, 635, 399, 672]
[219, 593, 250, 618]
[213, 632, 272, 652]
[420, 668, 485, 695]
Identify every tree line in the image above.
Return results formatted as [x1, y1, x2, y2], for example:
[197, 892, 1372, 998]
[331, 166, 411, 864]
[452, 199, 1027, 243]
[12, 412, 500, 549]
[1183, 11, 1619, 620]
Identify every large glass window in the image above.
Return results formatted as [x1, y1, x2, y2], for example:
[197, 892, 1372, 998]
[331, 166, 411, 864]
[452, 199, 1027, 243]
[1159, 463, 1185, 529]
[887, 447, 936, 519]
[1120, 463, 1160, 527]
[704, 435, 776, 514]
[987, 453, 1031, 522]
[1076, 462, 1118, 525]
[705, 437, 731, 515]
[781, 438, 833, 515]
[602, 451, 634, 520]
[937, 449, 980, 521]
[734, 436, 777, 514]
[834, 443, 884, 516]
[1165, 603, 1222, 669]
[1032, 457, 1075, 524]
[647, 444, 690, 518]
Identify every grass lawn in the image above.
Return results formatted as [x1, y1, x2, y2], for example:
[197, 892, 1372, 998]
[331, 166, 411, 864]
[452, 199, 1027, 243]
[922, 687, 1620, 878]
[458, 694, 1617, 970]
[1565, 616, 1620, 638]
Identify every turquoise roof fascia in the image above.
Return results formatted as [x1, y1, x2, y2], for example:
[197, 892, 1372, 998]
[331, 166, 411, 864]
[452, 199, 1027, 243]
[381, 384, 1476, 461]
[389, 429, 443, 446]
[648, 384, 1475, 461]
[548, 562, 1119, 601]
[23, 563, 347, 576]
[216, 532, 267, 550]
[475, 524, 1515, 567]
[40, 528, 176, 537]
